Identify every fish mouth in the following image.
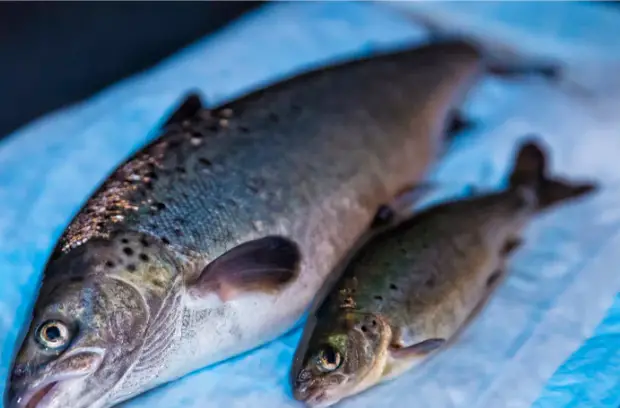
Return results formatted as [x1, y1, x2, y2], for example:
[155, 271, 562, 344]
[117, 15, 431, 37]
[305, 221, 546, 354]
[293, 384, 330, 407]
[10, 373, 92, 408]
[11, 379, 59, 408]
[8, 349, 104, 408]
[303, 391, 339, 408]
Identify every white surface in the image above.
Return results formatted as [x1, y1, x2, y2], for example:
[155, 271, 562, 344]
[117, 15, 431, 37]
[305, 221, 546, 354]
[1, 2, 619, 407]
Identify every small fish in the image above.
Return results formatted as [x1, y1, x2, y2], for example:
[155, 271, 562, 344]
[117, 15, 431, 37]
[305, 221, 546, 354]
[5, 40, 486, 408]
[291, 139, 597, 407]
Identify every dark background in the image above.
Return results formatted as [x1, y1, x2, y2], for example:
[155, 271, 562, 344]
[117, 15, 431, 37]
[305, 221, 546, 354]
[0, 2, 263, 140]
[0, 1, 617, 141]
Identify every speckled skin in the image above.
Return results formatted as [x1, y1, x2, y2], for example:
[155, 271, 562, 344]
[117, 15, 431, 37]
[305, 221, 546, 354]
[7, 41, 484, 408]
[292, 142, 597, 407]
[292, 189, 535, 407]
[325, 190, 531, 347]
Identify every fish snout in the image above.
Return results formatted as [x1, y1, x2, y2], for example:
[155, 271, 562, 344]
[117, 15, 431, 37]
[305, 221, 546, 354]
[292, 374, 324, 405]
[7, 349, 104, 408]
[292, 375, 312, 401]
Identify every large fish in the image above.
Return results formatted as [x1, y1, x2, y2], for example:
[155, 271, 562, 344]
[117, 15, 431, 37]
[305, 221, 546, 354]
[5, 40, 487, 408]
[291, 139, 597, 407]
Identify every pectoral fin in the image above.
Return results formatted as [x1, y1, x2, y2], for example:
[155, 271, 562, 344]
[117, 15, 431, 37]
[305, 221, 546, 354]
[382, 338, 446, 380]
[188, 236, 301, 302]
[389, 338, 446, 360]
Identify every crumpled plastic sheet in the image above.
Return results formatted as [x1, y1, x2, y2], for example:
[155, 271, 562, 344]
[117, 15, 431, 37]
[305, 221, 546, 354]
[1, 2, 620, 407]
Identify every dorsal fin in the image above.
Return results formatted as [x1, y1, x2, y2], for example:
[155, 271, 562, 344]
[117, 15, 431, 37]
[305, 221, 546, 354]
[163, 92, 204, 127]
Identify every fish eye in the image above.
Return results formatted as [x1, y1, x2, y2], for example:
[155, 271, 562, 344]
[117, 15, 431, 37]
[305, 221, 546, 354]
[36, 320, 71, 350]
[316, 345, 342, 373]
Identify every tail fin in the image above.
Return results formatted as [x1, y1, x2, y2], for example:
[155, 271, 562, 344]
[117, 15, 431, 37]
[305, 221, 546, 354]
[509, 139, 597, 210]
[381, 4, 562, 83]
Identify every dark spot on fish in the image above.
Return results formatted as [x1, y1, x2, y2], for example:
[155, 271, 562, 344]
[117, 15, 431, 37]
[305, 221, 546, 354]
[227, 198, 238, 208]
[361, 326, 368, 333]
[268, 113, 279, 123]
[246, 177, 265, 193]
[168, 140, 182, 149]
[123, 247, 134, 256]
[153, 202, 166, 211]
[174, 228, 183, 237]
[70, 276, 84, 283]
[374, 295, 383, 301]
[371, 320, 377, 327]
[151, 278, 165, 289]
[139, 253, 149, 262]
[239, 126, 249, 133]
[140, 238, 150, 247]
[127, 264, 137, 272]
[121, 238, 129, 244]
[162, 237, 170, 245]
[176, 166, 187, 174]
[198, 157, 212, 167]
[390, 284, 398, 291]
[425, 276, 436, 288]
[105, 261, 115, 268]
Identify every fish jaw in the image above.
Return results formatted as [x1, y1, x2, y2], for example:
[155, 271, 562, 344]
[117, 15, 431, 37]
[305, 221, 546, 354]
[298, 349, 390, 408]
[5, 233, 174, 408]
[8, 378, 87, 408]
[293, 312, 392, 407]
[7, 349, 106, 408]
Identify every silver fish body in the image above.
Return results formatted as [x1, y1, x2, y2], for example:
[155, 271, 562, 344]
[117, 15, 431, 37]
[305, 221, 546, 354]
[6, 40, 485, 408]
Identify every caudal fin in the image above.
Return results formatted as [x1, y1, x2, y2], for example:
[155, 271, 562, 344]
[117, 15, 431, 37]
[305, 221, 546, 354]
[508, 138, 597, 210]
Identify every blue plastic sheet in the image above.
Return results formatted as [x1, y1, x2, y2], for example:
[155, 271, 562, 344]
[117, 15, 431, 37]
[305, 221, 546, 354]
[1, 2, 619, 407]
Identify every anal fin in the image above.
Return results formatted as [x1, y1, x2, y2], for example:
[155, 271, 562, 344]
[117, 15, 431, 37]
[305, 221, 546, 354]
[447, 110, 476, 138]
[487, 63, 560, 81]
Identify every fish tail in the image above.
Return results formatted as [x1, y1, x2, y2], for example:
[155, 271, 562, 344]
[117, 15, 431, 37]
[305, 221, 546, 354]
[508, 138, 598, 210]
[384, 5, 561, 82]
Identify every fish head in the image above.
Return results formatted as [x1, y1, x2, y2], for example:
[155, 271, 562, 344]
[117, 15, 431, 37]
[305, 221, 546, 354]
[292, 311, 392, 407]
[5, 234, 169, 408]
